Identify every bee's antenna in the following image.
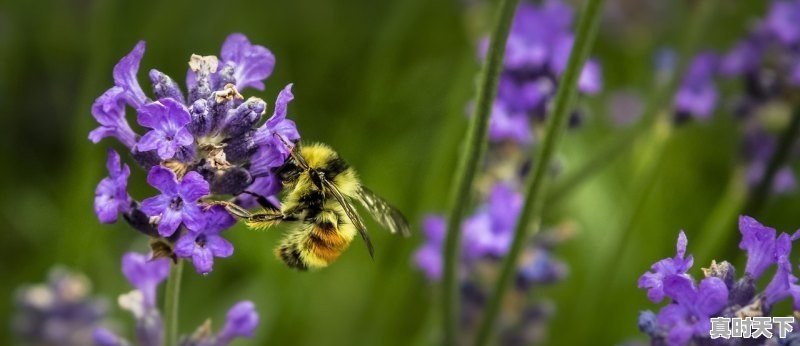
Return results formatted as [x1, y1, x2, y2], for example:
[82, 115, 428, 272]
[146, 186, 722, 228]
[273, 132, 310, 170]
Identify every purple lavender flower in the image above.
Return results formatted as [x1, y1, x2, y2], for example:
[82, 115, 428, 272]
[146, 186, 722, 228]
[413, 215, 446, 281]
[137, 98, 195, 160]
[673, 53, 719, 120]
[481, 0, 602, 143]
[766, 0, 800, 45]
[638, 230, 694, 303]
[140, 166, 209, 237]
[121, 252, 170, 308]
[94, 149, 132, 223]
[13, 268, 108, 346]
[739, 215, 780, 279]
[92, 328, 128, 346]
[656, 275, 728, 346]
[89, 87, 138, 148]
[174, 205, 235, 274]
[252, 84, 300, 170]
[639, 217, 800, 345]
[220, 33, 276, 91]
[217, 301, 260, 344]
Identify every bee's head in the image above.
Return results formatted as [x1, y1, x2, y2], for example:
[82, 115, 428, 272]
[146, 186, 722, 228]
[275, 157, 303, 185]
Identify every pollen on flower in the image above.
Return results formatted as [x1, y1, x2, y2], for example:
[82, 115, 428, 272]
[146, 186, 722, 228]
[189, 54, 219, 74]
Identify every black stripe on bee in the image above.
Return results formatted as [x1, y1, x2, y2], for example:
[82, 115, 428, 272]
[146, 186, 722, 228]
[321, 157, 348, 180]
[299, 191, 324, 215]
[278, 245, 307, 271]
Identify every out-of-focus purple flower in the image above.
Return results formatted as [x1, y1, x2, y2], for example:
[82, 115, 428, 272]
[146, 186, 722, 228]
[488, 102, 533, 143]
[638, 231, 694, 303]
[89, 87, 138, 148]
[720, 39, 761, 77]
[140, 166, 209, 237]
[766, 0, 800, 45]
[220, 33, 276, 91]
[93, 327, 129, 346]
[13, 268, 108, 346]
[463, 183, 522, 258]
[174, 205, 235, 274]
[217, 301, 260, 345]
[136, 98, 194, 160]
[121, 252, 170, 308]
[674, 53, 719, 120]
[656, 275, 728, 346]
[95, 149, 132, 223]
[517, 250, 568, 289]
[739, 215, 780, 279]
[608, 89, 643, 127]
[413, 215, 446, 281]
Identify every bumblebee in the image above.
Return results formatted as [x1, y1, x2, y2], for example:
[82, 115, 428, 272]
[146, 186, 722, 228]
[218, 140, 410, 270]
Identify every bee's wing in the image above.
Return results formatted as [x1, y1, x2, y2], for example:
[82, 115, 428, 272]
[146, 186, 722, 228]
[323, 179, 374, 259]
[356, 186, 410, 237]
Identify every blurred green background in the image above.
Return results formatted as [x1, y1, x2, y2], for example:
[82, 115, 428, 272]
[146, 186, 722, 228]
[2, 0, 797, 345]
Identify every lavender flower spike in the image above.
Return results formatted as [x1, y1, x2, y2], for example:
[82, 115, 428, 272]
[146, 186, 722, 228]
[221, 33, 276, 91]
[140, 166, 209, 237]
[174, 205, 235, 274]
[136, 98, 194, 160]
[217, 301, 260, 345]
[638, 230, 694, 303]
[94, 149, 132, 224]
[93, 327, 130, 346]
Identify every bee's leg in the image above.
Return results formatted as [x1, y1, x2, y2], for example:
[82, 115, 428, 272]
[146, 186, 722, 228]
[206, 200, 253, 219]
[240, 190, 280, 212]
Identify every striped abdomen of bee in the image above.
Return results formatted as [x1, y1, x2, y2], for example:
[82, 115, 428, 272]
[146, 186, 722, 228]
[275, 201, 357, 270]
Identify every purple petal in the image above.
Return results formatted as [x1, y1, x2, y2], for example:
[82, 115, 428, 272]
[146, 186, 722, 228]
[657, 305, 693, 346]
[207, 235, 234, 257]
[121, 252, 170, 307]
[191, 246, 214, 274]
[94, 179, 122, 224]
[140, 194, 169, 216]
[674, 82, 718, 119]
[421, 215, 446, 244]
[694, 277, 728, 317]
[159, 97, 191, 127]
[489, 102, 533, 143]
[204, 205, 237, 233]
[221, 33, 275, 91]
[179, 171, 210, 202]
[578, 59, 602, 94]
[137, 102, 167, 129]
[90, 87, 137, 148]
[136, 130, 163, 153]
[174, 127, 194, 147]
[158, 207, 183, 237]
[146, 166, 179, 195]
[218, 301, 259, 344]
[113, 41, 147, 108]
[662, 275, 696, 305]
[774, 166, 797, 194]
[767, 1, 800, 45]
[93, 327, 126, 346]
[739, 215, 778, 279]
[268, 84, 294, 125]
[413, 244, 442, 281]
[180, 203, 206, 233]
[174, 232, 196, 258]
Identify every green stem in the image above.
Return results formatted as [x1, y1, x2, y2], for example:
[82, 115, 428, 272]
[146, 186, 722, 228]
[693, 167, 747, 264]
[744, 107, 800, 215]
[440, 0, 520, 343]
[472, 1, 606, 345]
[163, 260, 184, 346]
